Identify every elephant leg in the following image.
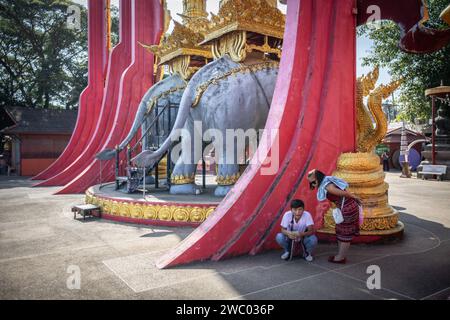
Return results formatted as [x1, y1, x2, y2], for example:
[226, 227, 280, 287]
[169, 119, 203, 195]
[214, 139, 241, 197]
[215, 163, 240, 197]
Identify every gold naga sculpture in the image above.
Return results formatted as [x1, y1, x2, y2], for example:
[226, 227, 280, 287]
[322, 68, 404, 235]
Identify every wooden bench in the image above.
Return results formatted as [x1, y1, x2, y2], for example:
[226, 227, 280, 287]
[72, 204, 101, 220]
[419, 165, 447, 181]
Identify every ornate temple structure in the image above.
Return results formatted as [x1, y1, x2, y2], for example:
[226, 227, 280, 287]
[202, 0, 284, 62]
[33, 1, 450, 268]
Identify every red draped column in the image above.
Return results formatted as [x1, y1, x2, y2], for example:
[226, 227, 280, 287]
[156, 0, 357, 268]
[54, 0, 163, 194]
[33, 0, 107, 181]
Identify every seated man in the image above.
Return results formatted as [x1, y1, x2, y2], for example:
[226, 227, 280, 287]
[276, 199, 318, 262]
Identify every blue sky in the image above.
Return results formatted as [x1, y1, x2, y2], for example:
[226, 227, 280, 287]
[72, 0, 392, 85]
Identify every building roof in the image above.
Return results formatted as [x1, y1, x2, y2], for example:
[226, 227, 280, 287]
[382, 127, 428, 144]
[0, 106, 77, 135]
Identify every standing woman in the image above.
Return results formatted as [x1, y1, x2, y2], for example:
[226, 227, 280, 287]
[307, 169, 361, 263]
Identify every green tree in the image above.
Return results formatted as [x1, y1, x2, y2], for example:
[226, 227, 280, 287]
[0, 0, 119, 110]
[0, 0, 89, 109]
[358, 0, 450, 123]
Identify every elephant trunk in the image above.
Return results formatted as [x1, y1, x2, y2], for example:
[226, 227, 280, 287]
[119, 87, 155, 151]
[132, 86, 194, 168]
[96, 80, 168, 161]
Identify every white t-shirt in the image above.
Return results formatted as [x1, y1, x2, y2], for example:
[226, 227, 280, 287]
[280, 210, 315, 233]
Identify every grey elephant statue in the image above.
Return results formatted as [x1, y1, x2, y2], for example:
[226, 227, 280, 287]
[133, 53, 279, 196]
[96, 73, 186, 162]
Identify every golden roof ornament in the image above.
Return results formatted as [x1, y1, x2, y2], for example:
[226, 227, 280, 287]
[143, 21, 212, 66]
[140, 0, 212, 71]
[200, 0, 285, 45]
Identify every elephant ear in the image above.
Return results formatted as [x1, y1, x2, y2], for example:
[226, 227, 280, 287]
[96, 149, 116, 161]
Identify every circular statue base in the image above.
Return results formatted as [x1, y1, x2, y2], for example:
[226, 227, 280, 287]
[85, 182, 220, 227]
[317, 222, 404, 244]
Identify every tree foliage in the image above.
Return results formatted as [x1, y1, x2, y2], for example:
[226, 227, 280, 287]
[358, 0, 450, 123]
[0, 0, 90, 109]
[0, 0, 119, 110]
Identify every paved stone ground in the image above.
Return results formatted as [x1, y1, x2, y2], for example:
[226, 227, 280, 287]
[0, 172, 449, 300]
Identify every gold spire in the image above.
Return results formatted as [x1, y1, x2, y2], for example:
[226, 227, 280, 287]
[178, 0, 210, 33]
[182, 0, 207, 21]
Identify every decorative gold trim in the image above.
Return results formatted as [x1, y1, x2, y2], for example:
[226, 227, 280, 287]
[216, 173, 241, 186]
[324, 211, 399, 231]
[189, 207, 205, 222]
[131, 204, 144, 219]
[319, 222, 404, 236]
[246, 35, 282, 59]
[161, 48, 213, 66]
[173, 207, 190, 222]
[329, 152, 402, 233]
[145, 84, 187, 115]
[143, 206, 158, 220]
[336, 152, 381, 171]
[171, 173, 196, 185]
[192, 60, 279, 107]
[85, 191, 217, 224]
[158, 205, 173, 221]
[212, 31, 247, 62]
[201, 0, 285, 45]
[141, 20, 211, 67]
[204, 207, 216, 219]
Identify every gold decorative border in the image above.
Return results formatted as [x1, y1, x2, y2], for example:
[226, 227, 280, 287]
[159, 48, 213, 66]
[85, 191, 217, 224]
[145, 84, 187, 115]
[202, 21, 285, 44]
[319, 222, 404, 236]
[171, 173, 196, 185]
[323, 211, 399, 231]
[216, 173, 241, 186]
